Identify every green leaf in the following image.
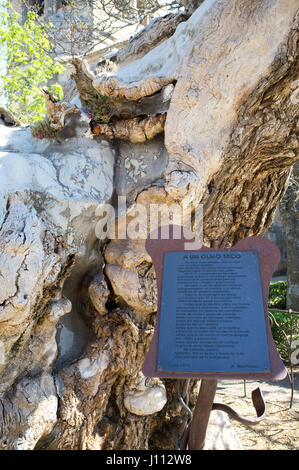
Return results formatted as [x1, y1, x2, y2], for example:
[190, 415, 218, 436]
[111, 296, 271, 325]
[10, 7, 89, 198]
[0, 0, 64, 124]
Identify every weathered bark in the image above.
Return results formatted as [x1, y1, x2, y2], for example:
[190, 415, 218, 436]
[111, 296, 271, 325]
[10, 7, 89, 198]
[91, 113, 166, 143]
[0, 106, 22, 127]
[280, 162, 299, 310]
[115, 12, 190, 66]
[0, 0, 298, 451]
[42, 90, 79, 131]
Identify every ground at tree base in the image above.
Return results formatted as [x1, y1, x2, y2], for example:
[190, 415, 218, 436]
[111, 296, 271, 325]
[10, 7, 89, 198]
[217, 367, 299, 450]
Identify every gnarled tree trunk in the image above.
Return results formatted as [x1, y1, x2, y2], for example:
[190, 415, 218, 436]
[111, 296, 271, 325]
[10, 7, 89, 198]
[0, 0, 298, 450]
[280, 161, 299, 310]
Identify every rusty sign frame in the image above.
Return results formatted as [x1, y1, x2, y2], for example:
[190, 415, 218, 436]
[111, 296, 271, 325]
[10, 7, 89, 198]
[142, 225, 287, 450]
[143, 225, 287, 382]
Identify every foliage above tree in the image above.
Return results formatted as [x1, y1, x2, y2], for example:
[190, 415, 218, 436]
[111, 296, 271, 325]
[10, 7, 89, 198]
[0, 1, 64, 124]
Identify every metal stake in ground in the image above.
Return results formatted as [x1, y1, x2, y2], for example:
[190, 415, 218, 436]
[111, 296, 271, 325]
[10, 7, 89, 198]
[188, 379, 218, 450]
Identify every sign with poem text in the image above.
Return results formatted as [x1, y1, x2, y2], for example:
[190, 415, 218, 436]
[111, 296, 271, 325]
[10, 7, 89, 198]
[157, 250, 271, 374]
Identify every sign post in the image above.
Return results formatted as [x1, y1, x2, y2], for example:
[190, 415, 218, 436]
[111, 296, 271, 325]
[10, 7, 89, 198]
[142, 225, 287, 450]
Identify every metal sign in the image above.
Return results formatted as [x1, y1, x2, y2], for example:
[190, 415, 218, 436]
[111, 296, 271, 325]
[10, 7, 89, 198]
[143, 225, 287, 381]
[157, 250, 270, 374]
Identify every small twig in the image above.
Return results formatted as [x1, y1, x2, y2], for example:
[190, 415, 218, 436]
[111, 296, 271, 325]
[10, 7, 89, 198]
[177, 380, 192, 418]
[243, 379, 247, 397]
[268, 308, 299, 316]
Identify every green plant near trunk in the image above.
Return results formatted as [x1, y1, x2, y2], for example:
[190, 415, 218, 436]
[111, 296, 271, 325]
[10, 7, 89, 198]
[30, 117, 57, 139]
[268, 281, 299, 363]
[269, 280, 288, 310]
[0, 1, 64, 124]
